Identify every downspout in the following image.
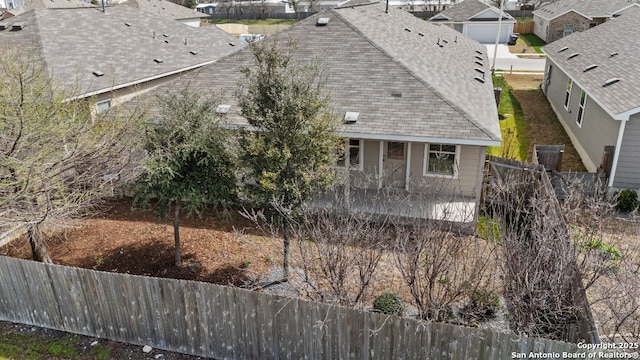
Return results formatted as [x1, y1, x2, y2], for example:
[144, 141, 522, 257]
[608, 118, 627, 188]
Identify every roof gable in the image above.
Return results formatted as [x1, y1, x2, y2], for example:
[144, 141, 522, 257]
[429, 0, 514, 23]
[149, 2, 501, 144]
[543, 7, 640, 118]
[534, 0, 636, 21]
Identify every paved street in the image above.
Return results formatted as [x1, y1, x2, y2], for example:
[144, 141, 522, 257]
[485, 44, 546, 73]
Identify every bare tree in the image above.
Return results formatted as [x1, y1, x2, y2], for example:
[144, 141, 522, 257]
[0, 47, 145, 263]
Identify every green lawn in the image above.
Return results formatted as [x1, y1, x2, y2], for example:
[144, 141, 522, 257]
[208, 19, 298, 26]
[488, 75, 529, 161]
[520, 34, 546, 54]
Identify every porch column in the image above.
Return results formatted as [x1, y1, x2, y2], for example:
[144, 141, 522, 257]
[378, 141, 384, 189]
[405, 142, 412, 192]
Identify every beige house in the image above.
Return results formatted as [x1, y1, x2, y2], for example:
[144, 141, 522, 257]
[542, 7, 640, 189]
[140, 1, 502, 222]
[533, 0, 639, 43]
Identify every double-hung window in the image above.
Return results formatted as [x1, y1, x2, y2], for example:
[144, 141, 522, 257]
[563, 24, 573, 37]
[564, 78, 572, 110]
[576, 91, 587, 127]
[424, 144, 459, 178]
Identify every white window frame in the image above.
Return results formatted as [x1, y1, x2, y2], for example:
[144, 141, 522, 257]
[563, 24, 573, 37]
[423, 143, 460, 179]
[96, 99, 111, 113]
[576, 90, 587, 128]
[336, 138, 363, 171]
[564, 78, 572, 110]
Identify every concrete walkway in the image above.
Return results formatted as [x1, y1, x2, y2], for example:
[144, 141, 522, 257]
[485, 44, 546, 73]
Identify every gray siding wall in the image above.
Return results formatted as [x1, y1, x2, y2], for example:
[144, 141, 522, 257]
[545, 59, 618, 172]
[351, 140, 482, 197]
[533, 14, 549, 41]
[613, 113, 640, 189]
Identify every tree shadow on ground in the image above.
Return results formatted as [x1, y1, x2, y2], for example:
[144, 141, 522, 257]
[75, 241, 254, 286]
[76, 241, 203, 280]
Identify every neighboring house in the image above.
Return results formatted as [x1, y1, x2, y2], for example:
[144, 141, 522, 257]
[1, 6, 24, 18]
[141, 0, 502, 221]
[541, 7, 640, 189]
[429, 0, 515, 44]
[121, 0, 209, 27]
[0, 0, 22, 9]
[0, 0, 245, 113]
[533, 0, 639, 43]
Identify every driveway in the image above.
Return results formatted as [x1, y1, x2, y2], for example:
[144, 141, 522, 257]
[485, 44, 546, 73]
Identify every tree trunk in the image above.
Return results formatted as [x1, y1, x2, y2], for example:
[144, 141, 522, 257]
[27, 224, 52, 264]
[283, 219, 290, 280]
[173, 203, 181, 267]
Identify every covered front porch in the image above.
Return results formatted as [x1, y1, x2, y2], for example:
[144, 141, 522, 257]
[312, 186, 477, 224]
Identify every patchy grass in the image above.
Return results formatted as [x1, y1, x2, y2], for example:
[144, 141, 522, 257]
[476, 216, 501, 242]
[0, 333, 82, 359]
[0, 333, 111, 360]
[208, 19, 298, 26]
[488, 75, 529, 161]
[520, 34, 546, 54]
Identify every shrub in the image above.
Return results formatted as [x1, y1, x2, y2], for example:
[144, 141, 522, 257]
[373, 292, 404, 316]
[465, 289, 500, 321]
[616, 189, 639, 212]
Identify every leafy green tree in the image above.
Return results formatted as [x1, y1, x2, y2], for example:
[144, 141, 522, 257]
[135, 87, 237, 267]
[237, 39, 339, 279]
[0, 48, 145, 263]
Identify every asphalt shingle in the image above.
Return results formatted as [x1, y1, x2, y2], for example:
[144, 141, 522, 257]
[543, 7, 640, 117]
[0, 3, 245, 97]
[533, 0, 639, 21]
[140, 1, 501, 144]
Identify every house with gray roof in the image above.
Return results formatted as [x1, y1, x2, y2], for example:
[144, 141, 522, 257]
[429, 0, 515, 43]
[121, 0, 208, 27]
[0, 0, 244, 113]
[533, 0, 639, 43]
[139, 0, 501, 221]
[541, 7, 640, 189]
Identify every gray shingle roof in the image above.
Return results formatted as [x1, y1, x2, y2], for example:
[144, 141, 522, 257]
[543, 7, 640, 118]
[430, 0, 514, 22]
[533, 0, 639, 21]
[0, 5, 245, 97]
[122, 0, 208, 21]
[143, 1, 501, 144]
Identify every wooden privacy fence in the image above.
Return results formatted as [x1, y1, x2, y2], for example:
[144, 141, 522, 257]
[483, 156, 600, 344]
[0, 255, 588, 359]
[513, 22, 534, 34]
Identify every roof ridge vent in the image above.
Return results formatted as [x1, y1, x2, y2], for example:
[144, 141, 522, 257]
[567, 53, 579, 59]
[558, 46, 568, 52]
[603, 78, 620, 87]
[92, 70, 104, 77]
[610, 52, 618, 57]
[474, 55, 483, 61]
[11, 22, 26, 30]
[474, 68, 485, 74]
[583, 64, 598, 72]
[475, 60, 483, 66]
[418, 32, 424, 37]
[153, 58, 164, 63]
[316, 17, 330, 26]
[474, 76, 486, 84]
[404, 28, 411, 32]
